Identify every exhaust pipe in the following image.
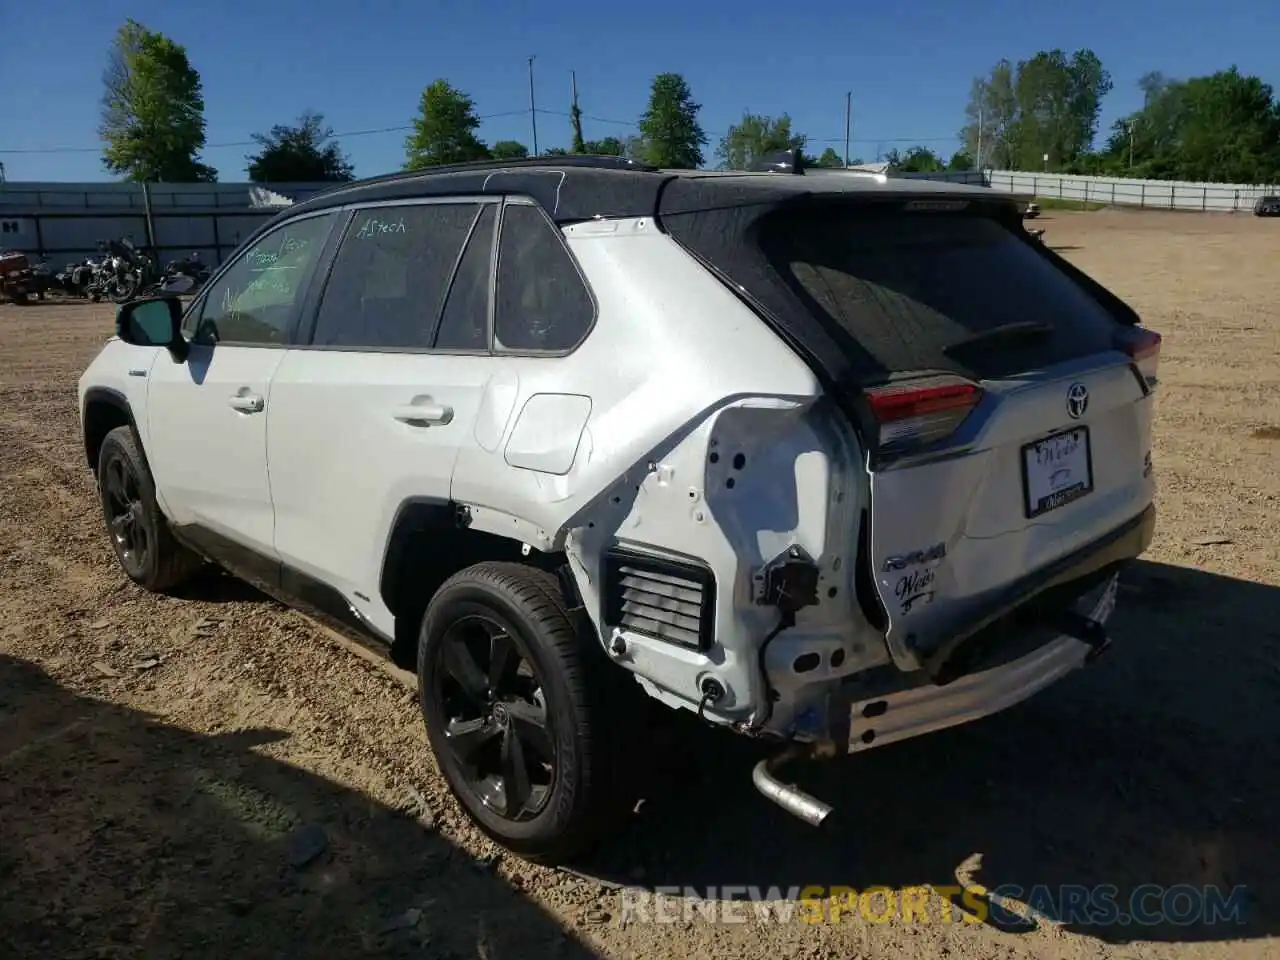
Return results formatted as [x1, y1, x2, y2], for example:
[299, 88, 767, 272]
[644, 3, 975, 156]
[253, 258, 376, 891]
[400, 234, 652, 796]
[752, 745, 834, 827]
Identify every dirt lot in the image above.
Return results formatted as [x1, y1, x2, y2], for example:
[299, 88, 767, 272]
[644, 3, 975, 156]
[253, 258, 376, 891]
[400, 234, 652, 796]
[1, 208, 1278, 960]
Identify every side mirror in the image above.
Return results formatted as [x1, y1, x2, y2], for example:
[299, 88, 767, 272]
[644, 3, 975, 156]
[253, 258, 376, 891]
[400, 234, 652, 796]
[116, 296, 188, 362]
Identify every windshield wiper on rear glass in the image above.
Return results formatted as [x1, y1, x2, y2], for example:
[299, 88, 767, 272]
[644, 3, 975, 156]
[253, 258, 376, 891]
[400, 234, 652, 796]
[943, 320, 1054, 356]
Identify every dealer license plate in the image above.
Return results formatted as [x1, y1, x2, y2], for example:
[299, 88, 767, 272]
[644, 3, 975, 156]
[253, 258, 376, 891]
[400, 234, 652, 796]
[1021, 427, 1093, 518]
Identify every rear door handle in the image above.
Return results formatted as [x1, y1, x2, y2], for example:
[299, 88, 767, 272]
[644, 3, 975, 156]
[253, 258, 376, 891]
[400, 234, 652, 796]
[228, 392, 265, 414]
[392, 398, 453, 426]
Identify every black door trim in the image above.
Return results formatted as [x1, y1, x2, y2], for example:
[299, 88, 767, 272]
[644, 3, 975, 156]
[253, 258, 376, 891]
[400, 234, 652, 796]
[171, 522, 396, 658]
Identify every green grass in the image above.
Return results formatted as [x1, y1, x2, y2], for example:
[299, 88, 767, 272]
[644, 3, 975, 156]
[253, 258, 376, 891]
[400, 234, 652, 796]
[1032, 196, 1107, 212]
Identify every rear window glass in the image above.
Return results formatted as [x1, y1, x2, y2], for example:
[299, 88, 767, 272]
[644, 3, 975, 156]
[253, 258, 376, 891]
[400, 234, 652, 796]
[756, 208, 1120, 378]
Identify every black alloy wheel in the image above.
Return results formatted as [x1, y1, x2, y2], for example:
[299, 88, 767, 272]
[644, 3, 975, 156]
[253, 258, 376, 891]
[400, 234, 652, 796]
[432, 613, 556, 822]
[101, 450, 150, 580]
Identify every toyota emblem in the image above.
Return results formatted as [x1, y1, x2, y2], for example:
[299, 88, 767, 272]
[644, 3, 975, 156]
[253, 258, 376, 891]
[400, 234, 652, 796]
[1066, 382, 1089, 419]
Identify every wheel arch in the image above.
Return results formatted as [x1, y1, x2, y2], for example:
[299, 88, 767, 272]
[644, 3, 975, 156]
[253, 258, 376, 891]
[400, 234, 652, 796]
[379, 497, 578, 669]
[82, 387, 148, 478]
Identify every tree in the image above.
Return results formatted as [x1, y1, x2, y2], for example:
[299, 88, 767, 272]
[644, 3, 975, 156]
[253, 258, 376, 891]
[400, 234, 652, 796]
[543, 147, 570, 156]
[637, 73, 707, 169]
[403, 80, 490, 170]
[948, 150, 976, 171]
[814, 147, 844, 168]
[1099, 67, 1280, 182]
[715, 112, 805, 170]
[245, 111, 354, 183]
[897, 146, 946, 173]
[99, 19, 216, 182]
[582, 137, 626, 156]
[960, 50, 1111, 172]
[490, 140, 529, 160]
[1011, 49, 1112, 170]
[960, 60, 1017, 169]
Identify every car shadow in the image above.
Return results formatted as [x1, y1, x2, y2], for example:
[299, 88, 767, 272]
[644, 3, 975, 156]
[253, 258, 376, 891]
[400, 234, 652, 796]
[573, 559, 1277, 945]
[0, 654, 599, 960]
[166, 567, 276, 605]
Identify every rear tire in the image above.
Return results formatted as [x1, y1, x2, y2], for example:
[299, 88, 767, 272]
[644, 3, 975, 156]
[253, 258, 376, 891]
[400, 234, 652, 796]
[96, 426, 204, 592]
[418, 561, 640, 863]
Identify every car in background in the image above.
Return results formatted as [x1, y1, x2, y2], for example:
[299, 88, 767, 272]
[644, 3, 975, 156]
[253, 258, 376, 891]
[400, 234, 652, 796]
[1253, 196, 1280, 217]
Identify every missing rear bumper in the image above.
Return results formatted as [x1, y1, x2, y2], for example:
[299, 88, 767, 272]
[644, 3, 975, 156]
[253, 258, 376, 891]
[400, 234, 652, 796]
[845, 571, 1119, 754]
[919, 503, 1154, 683]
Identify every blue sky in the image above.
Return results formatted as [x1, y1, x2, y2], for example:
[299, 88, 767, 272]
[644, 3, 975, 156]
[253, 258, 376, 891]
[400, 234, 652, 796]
[1, 0, 1276, 182]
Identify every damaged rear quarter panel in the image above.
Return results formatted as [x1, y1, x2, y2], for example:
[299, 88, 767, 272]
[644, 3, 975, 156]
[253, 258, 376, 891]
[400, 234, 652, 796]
[454, 219, 886, 726]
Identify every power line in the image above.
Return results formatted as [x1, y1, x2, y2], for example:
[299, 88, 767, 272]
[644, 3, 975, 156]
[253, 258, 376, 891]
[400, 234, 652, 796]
[1, 105, 958, 157]
[533, 108, 955, 145]
[0, 109, 531, 155]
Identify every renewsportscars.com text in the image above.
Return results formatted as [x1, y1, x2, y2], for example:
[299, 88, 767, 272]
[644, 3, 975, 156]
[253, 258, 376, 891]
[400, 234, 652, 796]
[617, 884, 1250, 927]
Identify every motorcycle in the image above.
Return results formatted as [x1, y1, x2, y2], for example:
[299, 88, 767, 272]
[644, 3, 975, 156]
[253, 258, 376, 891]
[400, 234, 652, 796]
[103, 236, 159, 303]
[54, 243, 111, 300]
[160, 251, 211, 291]
[27, 258, 55, 299]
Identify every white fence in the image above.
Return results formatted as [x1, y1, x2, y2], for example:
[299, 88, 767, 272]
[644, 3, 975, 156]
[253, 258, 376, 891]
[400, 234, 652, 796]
[901, 169, 1278, 213]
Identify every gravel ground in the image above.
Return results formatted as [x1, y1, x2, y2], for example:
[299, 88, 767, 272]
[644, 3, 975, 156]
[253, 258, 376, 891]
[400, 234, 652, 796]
[1, 208, 1277, 960]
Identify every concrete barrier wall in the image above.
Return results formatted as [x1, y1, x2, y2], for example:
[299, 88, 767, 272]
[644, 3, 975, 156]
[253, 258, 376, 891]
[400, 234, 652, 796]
[900, 169, 1279, 212]
[0, 181, 331, 267]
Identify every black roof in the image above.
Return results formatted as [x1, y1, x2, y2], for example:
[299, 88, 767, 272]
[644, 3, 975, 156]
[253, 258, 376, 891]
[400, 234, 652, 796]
[276, 155, 1019, 227]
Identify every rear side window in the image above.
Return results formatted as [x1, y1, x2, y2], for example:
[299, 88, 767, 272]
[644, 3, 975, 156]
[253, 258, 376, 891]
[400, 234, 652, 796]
[310, 203, 479, 349]
[757, 208, 1120, 379]
[493, 202, 595, 353]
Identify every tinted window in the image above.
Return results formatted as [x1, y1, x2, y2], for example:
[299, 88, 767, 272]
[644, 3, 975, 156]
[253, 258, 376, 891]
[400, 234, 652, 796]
[435, 205, 495, 351]
[311, 204, 479, 349]
[192, 214, 336, 346]
[493, 203, 594, 352]
[756, 207, 1120, 378]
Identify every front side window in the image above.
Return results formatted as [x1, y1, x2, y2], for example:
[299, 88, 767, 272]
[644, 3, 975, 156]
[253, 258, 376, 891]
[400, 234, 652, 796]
[190, 213, 338, 346]
[310, 203, 481, 350]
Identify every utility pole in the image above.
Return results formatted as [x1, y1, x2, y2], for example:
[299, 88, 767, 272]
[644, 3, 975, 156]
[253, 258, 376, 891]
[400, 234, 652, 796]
[975, 78, 985, 172]
[527, 55, 539, 156]
[571, 68, 583, 152]
[1128, 120, 1135, 169]
[976, 104, 984, 171]
[843, 91, 852, 168]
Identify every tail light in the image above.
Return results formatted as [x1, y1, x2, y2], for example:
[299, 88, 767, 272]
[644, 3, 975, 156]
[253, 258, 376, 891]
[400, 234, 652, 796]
[864, 375, 984, 454]
[1117, 327, 1161, 389]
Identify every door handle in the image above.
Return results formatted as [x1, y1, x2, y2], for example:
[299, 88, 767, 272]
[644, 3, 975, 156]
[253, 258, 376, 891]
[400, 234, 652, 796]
[392, 399, 453, 426]
[228, 392, 265, 414]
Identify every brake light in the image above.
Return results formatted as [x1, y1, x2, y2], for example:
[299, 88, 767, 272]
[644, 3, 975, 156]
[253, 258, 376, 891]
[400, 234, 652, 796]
[1117, 327, 1161, 389]
[864, 376, 984, 452]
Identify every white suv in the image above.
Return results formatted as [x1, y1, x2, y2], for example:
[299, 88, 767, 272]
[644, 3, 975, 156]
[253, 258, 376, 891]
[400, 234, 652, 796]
[78, 155, 1159, 863]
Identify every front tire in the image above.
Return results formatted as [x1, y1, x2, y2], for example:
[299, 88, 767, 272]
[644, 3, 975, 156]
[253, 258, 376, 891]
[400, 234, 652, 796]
[418, 562, 638, 863]
[96, 426, 203, 592]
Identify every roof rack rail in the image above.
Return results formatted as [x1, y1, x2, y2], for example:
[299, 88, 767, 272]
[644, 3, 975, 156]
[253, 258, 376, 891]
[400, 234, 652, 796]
[332, 154, 661, 193]
[747, 148, 806, 175]
[806, 166, 890, 182]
